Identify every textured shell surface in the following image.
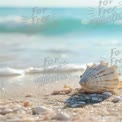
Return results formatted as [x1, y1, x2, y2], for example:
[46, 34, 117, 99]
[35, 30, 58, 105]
[79, 62, 121, 93]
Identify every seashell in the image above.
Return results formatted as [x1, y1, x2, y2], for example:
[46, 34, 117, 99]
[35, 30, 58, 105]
[79, 62, 122, 93]
[52, 88, 72, 95]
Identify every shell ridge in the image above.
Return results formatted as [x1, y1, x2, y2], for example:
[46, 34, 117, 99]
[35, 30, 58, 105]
[79, 62, 120, 93]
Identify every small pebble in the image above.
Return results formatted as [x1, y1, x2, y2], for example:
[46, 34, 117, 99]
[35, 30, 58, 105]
[25, 94, 33, 97]
[23, 101, 31, 107]
[55, 112, 70, 120]
[79, 96, 86, 101]
[6, 117, 37, 122]
[71, 103, 85, 108]
[16, 109, 26, 114]
[64, 93, 112, 108]
[0, 109, 13, 115]
[112, 96, 122, 103]
[91, 97, 103, 103]
[89, 94, 97, 97]
[77, 101, 86, 105]
[102, 92, 112, 99]
[64, 99, 71, 103]
[32, 106, 54, 115]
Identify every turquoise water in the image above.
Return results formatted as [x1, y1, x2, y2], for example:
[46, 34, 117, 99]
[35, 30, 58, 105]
[0, 7, 122, 89]
[0, 7, 122, 67]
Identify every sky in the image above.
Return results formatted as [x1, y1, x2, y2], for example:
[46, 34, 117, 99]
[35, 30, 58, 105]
[0, 0, 99, 7]
[0, 0, 121, 7]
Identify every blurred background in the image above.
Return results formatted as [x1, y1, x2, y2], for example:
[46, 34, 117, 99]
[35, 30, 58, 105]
[0, 0, 122, 90]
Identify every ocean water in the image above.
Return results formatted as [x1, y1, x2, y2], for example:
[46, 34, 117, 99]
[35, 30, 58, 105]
[0, 7, 122, 89]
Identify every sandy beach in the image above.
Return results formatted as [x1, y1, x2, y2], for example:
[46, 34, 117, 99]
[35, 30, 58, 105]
[0, 4, 122, 122]
[1, 79, 122, 122]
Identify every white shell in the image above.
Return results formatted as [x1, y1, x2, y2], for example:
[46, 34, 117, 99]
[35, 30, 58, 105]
[79, 62, 120, 93]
